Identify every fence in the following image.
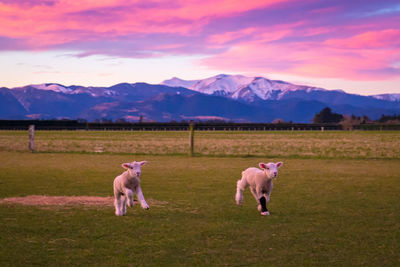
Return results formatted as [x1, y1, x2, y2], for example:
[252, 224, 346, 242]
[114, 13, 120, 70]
[4, 119, 398, 131]
[1, 124, 400, 158]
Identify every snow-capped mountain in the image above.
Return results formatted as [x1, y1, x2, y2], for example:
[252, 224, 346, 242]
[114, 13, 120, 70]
[372, 94, 400, 102]
[1, 74, 399, 122]
[162, 77, 199, 89]
[17, 82, 191, 98]
[162, 74, 326, 102]
[18, 83, 110, 97]
[28, 83, 74, 94]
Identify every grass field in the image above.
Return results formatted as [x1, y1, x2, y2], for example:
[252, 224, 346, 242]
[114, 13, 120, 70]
[0, 131, 399, 266]
[0, 130, 399, 158]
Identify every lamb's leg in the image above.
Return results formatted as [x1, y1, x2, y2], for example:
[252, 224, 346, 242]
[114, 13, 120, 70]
[250, 187, 258, 202]
[136, 186, 149, 210]
[114, 193, 123, 216]
[121, 195, 127, 215]
[259, 196, 269, 215]
[125, 189, 134, 207]
[256, 188, 269, 216]
[265, 191, 271, 203]
[235, 178, 248, 205]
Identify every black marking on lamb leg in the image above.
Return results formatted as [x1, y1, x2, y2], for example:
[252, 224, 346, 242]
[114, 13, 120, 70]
[259, 196, 268, 212]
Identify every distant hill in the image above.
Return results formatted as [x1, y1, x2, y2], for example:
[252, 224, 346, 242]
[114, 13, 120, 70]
[1, 74, 399, 122]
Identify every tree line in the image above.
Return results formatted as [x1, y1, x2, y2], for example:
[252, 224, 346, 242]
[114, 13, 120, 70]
[313, 107, 400, 123]
[312, 107, 400, 130]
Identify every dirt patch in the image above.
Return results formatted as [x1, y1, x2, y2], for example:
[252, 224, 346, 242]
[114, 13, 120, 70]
[0, 195, 168, 207]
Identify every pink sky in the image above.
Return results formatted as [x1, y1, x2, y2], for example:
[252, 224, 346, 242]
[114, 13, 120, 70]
[0, 0, 399, 95]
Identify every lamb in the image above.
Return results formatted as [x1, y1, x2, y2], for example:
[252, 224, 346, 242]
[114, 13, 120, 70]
[235, 162, 283, 215]
[113, 161, 149, 216]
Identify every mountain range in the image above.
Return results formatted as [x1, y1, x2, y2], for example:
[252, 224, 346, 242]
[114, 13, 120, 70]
[1, 74, 399, 122]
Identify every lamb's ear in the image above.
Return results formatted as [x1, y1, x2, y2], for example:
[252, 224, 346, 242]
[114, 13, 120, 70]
[259, 163, 267, 169]
[122, 163, 130, 169]
[139, 161, 147, 166]
[276, 162, 283, 168]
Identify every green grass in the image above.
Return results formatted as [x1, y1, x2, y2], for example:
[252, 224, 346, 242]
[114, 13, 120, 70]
[1, 150, 399, 266]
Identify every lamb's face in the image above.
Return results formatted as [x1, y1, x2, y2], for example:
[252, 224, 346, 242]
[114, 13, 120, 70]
[259, 162, 283, 179]
[122, 161, 147, 177]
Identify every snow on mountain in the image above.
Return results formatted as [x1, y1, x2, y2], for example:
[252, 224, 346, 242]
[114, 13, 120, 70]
[26, 84, 123, 97]
[161, 77, 199, 89]
[162, 74, 326, 101]
[71, 86, 118, 97]
[30, 83, 73, 94]
[191, 74, 254, 95]
[372, 94, 400, 102]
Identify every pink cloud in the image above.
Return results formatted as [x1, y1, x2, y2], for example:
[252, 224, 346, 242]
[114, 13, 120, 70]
[207, 21, 303, 48]
[325, 29, 400, 49]
[167, 0, 293, 20]
[201, 34, 400, 81]
[0, 0, 399, 84]
[308, 5, 341, 15]
[208, 28, 257, 45]
[0, 0, 293, 49]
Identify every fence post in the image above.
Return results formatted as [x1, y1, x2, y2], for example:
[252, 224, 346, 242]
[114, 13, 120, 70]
[29, 125, 35, 152]
[189, 121, 194, 157]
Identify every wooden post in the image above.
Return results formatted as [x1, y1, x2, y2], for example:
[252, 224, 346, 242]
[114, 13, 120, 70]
[29, 125, 35, 152]
[189, 121, 194, 157]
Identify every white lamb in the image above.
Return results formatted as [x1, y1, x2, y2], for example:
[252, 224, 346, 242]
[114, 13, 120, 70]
[235, 162, 283, 215]
[113, 161, 149, 216]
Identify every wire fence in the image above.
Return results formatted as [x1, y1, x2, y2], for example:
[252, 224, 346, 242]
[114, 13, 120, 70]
[1, 120, 400, 131]
[1, 128, 399, 159]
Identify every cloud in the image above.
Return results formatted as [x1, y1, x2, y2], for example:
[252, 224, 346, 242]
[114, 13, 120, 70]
[201, 27, 400, 81]
[0, 0, 399, 82]
[325, 29, 400, 49]
[0, 0, 291, 48]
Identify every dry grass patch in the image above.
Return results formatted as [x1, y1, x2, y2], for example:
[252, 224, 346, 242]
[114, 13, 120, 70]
[0, 195, 168, 208]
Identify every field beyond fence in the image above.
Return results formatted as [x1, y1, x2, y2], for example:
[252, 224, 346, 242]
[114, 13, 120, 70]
[0, 130, 399, 159]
